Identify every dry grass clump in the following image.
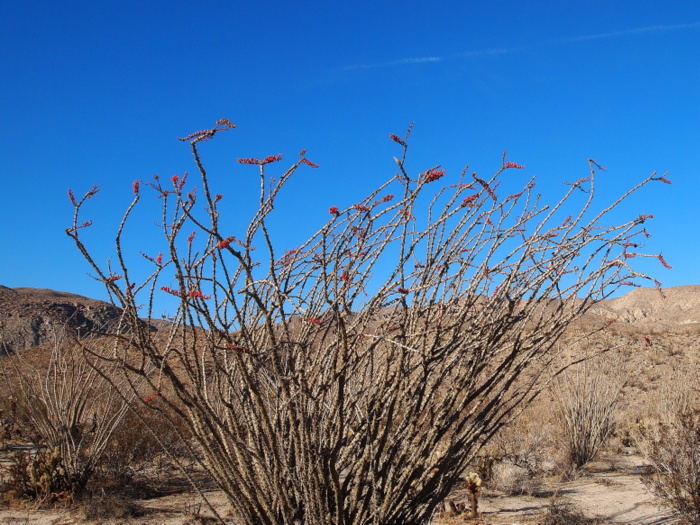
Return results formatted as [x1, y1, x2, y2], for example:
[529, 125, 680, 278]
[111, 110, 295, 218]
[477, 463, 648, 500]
[541, 497, 606, 525]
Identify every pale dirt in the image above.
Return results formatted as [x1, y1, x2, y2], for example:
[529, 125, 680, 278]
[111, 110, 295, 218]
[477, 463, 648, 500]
[0, 454, 677, 525]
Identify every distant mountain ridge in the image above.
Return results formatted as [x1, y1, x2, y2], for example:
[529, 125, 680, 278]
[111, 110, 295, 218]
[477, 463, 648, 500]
[1, 284, 699, 354]
[0, 285, 123, 353]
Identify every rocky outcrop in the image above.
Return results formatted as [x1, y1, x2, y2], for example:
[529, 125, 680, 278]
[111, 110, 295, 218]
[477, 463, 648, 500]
[0, 286, 124, 354]
[595, 285, 700, 327]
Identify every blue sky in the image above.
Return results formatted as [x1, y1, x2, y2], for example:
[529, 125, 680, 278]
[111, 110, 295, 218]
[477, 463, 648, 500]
[2, 1, 698, 315]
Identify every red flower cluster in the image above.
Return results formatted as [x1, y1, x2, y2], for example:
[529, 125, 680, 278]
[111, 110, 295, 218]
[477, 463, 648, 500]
[188, 231, 196, 244]
[186, 290, 211, 299]
[462, 194, 479, 207]
[143, 390, 160, 403]
[658, 175, 672, 184]
[329, 206, 339, 215]
[372, 194, 394, 206]
[340, 270, 350, 283]
[226, 344, 249, 353]
[300, 158, 319, 168]
[397, 287, 410, 295]
[156, 252, 163, 266]
[658, 254, 672, 269]
[238, 154, 283, 165]
[214, 194, 224, 203]
[354, 204, 371, 213]
[132, 180, 140, 195]
[424, 168, 445, 183]
[217, 236, 236, 249]
[306, 318, 321, 325]
[389, 133, 407, 147]
[161, 286, 181, 297]
[68, 189, 76, 205]
[503, 162, 525, 169]
[106, 275, 122, 282]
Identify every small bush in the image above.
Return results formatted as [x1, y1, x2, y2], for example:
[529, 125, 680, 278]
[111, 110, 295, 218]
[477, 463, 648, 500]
[542, 497, 603, 525]
[638, 408, 700, 524]
[491, 462, 542, 496]
[553, 354, 625, 474]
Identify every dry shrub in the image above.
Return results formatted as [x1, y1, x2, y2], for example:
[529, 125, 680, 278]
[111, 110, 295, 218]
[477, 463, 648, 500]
[0, 331, 137, 501]
[67, 120, 668, 524]
[490, 462, 543, 496]
[542, 497, 604, 525]
[553, 353, 626, 475]
[637, 378, 700, 524]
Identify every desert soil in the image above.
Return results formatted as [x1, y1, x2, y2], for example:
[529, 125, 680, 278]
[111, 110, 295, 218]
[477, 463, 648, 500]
[0, 453, 676, 525]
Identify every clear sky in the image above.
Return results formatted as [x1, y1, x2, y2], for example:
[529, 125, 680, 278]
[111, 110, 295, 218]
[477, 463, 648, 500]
[2, 1, 698, 316]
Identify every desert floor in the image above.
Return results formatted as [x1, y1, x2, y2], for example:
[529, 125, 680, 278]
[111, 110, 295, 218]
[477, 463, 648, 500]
[0, 451, 676, 525]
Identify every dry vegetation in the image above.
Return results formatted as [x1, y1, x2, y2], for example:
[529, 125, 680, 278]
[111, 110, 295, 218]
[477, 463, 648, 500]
[0, 121, 691, 524]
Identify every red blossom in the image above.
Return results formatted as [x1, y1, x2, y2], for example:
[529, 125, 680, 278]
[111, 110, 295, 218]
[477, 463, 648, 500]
[659, 176, 672, 184]
[658, 254, 672, 270]
[188, 231, 196, 244]
[300, 158, 320, 168]
[171, 175, 179, 186]
[226, 344, 249, 353]
[401, 208, 415, 220]
[178, 173, 188, 190]
[329, 206, 339, 215]
[214, 193, 224, 203]
[562, 215, 573, 226]
[217, 236, 235, 249]
[341, 271, 350, 283]
[462, 194, 480, 207]
[68, 189, 76, 205]
[261, 154, 283, 165]
[354, 204, 371, 213]
[106, 275, 122, 282]
[306, 318, 321, 325]
[125, 283, 136, 297]
[161, 286, 181, 297]
[156, 252, 163, 266]
[143, 390, 160, 403]
[397, 287, 410, 295]
[424, 168, 446, 183]
[503, 162, 525, 169]
[389, 133, 407, 147]
[238, 157, 260, 164]
[475, 178, 497, 200]
[375, 194, 395, 204]
[132, 180, 140, 195]
[186, 290, 211, 299]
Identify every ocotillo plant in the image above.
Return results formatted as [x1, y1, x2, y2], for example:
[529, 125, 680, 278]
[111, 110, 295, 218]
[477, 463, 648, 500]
[67, 119, 669, 524]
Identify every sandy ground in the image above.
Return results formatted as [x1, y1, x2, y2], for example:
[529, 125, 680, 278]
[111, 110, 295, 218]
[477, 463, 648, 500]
[0, 454, 677, 525]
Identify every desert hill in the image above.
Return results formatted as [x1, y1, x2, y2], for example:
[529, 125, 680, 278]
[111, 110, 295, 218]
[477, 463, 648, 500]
[591, 284, 700, 328]
[1, 284, 699, 354]
[0, 285, 123, 353]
